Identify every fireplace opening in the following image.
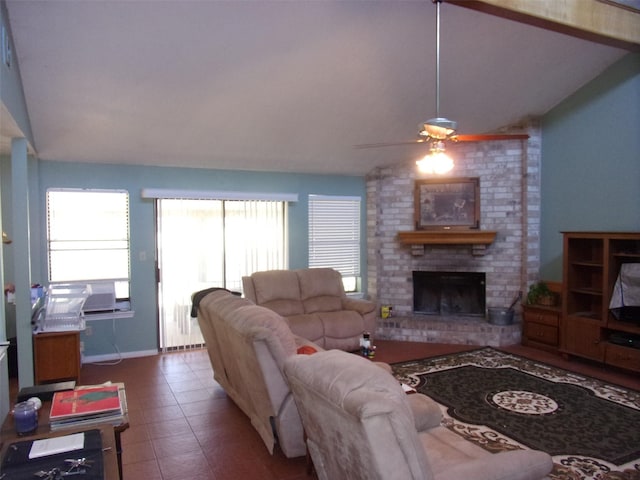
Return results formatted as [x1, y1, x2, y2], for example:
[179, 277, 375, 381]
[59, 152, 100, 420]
[413, 271, 486, 316]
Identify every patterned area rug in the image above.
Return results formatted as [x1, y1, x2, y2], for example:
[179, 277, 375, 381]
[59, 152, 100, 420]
[392, 347, 640, 480]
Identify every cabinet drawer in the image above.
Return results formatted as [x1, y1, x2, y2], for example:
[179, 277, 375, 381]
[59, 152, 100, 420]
[524, 322, 558, 346]
[523, 309, 559, 327]
[605, 343, 640, 372]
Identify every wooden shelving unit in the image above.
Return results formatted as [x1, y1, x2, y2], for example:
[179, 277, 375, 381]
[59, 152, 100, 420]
[561, 232, 640, 372]
[33, 331, 81, 384]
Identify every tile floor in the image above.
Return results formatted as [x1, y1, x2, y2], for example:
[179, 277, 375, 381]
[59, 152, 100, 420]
[9, 341, 640, 479]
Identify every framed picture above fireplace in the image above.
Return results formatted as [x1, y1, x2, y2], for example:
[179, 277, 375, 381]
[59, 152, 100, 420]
[414, 177, 480, 230]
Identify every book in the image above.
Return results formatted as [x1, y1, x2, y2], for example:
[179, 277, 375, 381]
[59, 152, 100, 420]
[49, 383, 128, 431]
[50, 385, 121, 421]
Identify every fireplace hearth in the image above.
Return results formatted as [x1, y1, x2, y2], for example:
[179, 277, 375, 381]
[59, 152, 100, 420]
[413, 271, 486, 316]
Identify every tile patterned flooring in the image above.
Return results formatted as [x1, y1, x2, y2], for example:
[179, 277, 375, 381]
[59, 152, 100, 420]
[9, 341, 640, 479]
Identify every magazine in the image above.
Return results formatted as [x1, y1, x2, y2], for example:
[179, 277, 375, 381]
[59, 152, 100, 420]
[50, 385, 121, 421]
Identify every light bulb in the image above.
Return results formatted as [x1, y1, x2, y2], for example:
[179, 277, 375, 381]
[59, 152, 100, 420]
[416, 142, 454, 174]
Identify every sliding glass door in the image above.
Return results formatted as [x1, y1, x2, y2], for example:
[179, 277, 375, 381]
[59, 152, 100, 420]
[156, 198, 286, 351]
[157, 199, 223, 350]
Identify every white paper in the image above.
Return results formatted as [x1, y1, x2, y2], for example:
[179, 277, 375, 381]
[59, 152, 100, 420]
[28, 432, 85, 459]
[401, 383, 417, 394]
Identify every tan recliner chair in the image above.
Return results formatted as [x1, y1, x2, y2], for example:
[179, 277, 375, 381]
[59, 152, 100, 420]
[284, 350, 553, 480]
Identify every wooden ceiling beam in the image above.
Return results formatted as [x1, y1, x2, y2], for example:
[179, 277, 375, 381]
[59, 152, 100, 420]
[447, 0, 640, 51]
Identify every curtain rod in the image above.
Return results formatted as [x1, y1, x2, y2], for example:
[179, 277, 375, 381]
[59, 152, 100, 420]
[141, 188, 298, 202]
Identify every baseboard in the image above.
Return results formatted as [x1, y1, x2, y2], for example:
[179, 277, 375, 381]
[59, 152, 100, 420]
[82, 349, 158, 364]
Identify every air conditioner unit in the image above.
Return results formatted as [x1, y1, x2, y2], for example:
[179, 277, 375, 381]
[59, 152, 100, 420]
[82, 281, 117, 312]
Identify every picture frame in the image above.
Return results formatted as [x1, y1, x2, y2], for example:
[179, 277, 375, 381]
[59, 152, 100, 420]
[414, 177, 480, 230]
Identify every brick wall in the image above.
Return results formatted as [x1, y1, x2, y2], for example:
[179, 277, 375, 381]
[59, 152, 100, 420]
[366, 121, 541, 344]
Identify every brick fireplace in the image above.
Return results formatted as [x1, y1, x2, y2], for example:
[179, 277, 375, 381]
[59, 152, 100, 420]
[366, 121, 542, 346]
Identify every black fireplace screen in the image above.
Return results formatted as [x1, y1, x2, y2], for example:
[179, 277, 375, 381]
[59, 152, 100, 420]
[413, 271, 486, 316]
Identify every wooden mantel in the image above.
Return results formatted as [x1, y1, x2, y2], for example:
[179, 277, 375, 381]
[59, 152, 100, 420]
[397, 230, 497, 256]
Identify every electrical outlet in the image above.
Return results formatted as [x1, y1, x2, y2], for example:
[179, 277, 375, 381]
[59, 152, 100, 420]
[79, 341, 85, 353]
[85, 325, 93, 336]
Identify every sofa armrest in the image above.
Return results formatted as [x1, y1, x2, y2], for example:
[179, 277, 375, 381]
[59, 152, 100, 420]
[342, 296, 375, 315]
[406, 393, 443, 432]
[242, 276, 257, 303]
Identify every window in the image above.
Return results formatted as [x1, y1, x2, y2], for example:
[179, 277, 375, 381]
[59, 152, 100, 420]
[308, 195, 361, 292]
[46, 189, 130, 299]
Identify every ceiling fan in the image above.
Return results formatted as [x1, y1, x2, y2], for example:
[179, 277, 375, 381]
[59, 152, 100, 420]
[355, 0, 528, 170]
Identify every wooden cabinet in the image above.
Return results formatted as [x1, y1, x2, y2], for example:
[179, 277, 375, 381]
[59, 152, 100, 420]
[561, 232, 640, 372]
[605, 343, 640, 371]
[33, 331, 81, 384]
[522, 305, 560, 352]
[562, 316, 605, 361]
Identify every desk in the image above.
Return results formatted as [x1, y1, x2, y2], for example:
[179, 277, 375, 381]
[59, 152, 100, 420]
[0, 424, 120, 479]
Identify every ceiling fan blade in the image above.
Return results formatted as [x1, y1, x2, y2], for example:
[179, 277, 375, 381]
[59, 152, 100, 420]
[451, 133, 529, 142]
[354, 139, 427, 149]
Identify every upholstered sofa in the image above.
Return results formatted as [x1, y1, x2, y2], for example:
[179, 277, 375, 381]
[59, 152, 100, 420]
[284, 350, 554, 480]
[242, 268, 376, 350]
[193, 288, 319, 458]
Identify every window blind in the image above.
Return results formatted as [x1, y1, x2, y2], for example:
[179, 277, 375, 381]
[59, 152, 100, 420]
[308, 195, 361, 277]
[47, 189, 130, 285]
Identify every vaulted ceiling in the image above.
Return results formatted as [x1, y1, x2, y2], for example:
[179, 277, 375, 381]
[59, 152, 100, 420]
[1, 0, 637, 175]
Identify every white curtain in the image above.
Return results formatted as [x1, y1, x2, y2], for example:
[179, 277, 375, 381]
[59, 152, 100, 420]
[157, 198, 286, 351]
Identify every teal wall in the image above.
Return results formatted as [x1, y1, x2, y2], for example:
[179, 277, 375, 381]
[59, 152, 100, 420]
[33, 161, 367, 356]
[540, 53, 640, 280]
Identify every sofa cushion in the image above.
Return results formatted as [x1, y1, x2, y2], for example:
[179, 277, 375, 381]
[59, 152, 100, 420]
[286, 313, 325, 346]
[317, 310, 364, 339]
[252, 270, 304, 316]
[297, 268, 344, 299]
[260, 299, 306, 317]
[303, 295, 342, 313]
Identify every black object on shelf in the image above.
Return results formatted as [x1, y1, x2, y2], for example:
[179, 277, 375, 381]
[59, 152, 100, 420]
[609, 331, 640, 349]
[17, 381, 76, 403]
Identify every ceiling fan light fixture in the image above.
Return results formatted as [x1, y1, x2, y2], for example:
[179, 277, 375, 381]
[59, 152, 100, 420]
[419, 117, 458, 140]
[416, 140, 454, 174]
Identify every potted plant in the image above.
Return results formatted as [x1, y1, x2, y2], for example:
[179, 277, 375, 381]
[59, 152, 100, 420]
[526, 281, 556, 306]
